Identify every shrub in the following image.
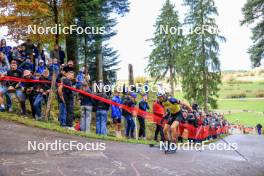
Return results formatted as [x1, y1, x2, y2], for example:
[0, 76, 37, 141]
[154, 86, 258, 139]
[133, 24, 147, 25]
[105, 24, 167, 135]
[226, 92, 247, 99]
[245, 90, 252, 93]
[135, 76, 147, 84]
[255, 90, 264, 98]
[226, 76, 235, 84]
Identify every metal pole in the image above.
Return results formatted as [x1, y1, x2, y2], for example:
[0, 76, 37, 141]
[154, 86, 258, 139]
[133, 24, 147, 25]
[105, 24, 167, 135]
[134, 116, 138, 140]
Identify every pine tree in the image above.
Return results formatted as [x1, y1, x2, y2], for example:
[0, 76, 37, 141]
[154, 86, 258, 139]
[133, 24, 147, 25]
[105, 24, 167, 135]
[182, 0, 225, 111]
[146, 0, 184, 95]
[241, 0, 264, 67]
[75, 0, 129, 83]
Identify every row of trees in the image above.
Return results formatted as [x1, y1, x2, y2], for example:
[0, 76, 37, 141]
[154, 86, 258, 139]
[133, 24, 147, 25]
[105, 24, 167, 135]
[147, 0, 225, 111]
[147, 0, 264, 111]
[0, 0, 129, 83]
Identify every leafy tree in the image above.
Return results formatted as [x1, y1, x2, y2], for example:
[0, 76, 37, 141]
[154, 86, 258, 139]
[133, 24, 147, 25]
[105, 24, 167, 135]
[146, 0, 184, 95]
[182, 0, 225, 111]
[241, 0, 264, 67]
[0, 0, 67, 44]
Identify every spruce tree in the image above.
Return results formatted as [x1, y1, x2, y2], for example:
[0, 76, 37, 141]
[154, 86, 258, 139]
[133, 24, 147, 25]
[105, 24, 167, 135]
[146, 0, 184, 95]
[75, 0, 129, 83]
[182, 0, 225, 111]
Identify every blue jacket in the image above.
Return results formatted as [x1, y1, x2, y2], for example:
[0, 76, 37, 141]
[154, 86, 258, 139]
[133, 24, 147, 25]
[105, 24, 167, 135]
[48, 64, 60, 76]
[76, 71, 85, 88]
[138, 99, 150, 111]
[0, 46, 12, 61]
[111, 95, 122, 119]
[19, 62, 34, 72]
[36, 65, 46, 74]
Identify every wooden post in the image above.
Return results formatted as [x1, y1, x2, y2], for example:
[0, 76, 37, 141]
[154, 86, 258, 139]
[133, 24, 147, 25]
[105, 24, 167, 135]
[45, 71, 56, 120]
[96, 41, 103, 82]
[128, 64, 138, 140]
[128, 64, 134, 86]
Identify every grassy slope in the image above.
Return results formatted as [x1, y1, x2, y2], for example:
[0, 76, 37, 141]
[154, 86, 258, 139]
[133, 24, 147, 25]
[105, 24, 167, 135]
[219, 81, 264, 98]
[171, 73, 264, 127]
[225, 112, 264, 127]
[217, 99, 264, 112]
[0, 112, 156, 145]
[217, 74, 264, 127]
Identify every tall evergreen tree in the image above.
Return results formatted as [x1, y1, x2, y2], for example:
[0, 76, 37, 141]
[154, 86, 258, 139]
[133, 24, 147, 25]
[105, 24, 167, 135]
[146, 0, 184, 95]
[75, 0, 129, 83]
[182, 0, 225, 111]
[241, 0, 264, 67]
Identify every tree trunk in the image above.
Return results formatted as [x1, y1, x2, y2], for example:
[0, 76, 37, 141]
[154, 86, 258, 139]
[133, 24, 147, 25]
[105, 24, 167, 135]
[84, 35, 88, 76]
[96, 40, 103, 82]
[201, 0, 208, 112]
[169, 65, 175, 96]
[64, 0, 78, 72]
[128, 64, 134, 86]
[53, 0, 59, 44]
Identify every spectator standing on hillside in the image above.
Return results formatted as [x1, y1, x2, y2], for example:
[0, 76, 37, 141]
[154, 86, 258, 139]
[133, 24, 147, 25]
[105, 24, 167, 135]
[76, 67, 85, 89]
[111, 90, 123, 138]
[19, 57, 34, 72]
[58, 71, 75, 129]
[137, 93, 149, 139]
[6, 60, 24, 112]
[0, 39, 12, 61]
[256, 124, 262, 135]
[36, 60, 46, 74]
[50, 44, 60, 61]
[22, 39, 35, 68]
[79, 82, 93, 132]
[20, 70, 36, 117]
[153, 92, 165, 142]
[63, 60, 75, 73]
[34, 43, 46, 69]
[123, 93, 137, 139]
[94, 82, 110, 135]
[0, 51, 11, 111]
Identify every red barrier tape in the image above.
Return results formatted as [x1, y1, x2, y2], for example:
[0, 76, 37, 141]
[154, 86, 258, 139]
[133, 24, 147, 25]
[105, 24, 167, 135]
[0, 76, 229, 140]
[0, 76, 163, 125]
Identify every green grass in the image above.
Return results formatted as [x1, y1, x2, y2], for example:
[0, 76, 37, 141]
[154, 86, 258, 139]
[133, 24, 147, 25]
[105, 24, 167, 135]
[225, 112, 264, 127]
[217, 99, 264, 112]
[0, 112, 157, 145]
[219, 81, 264, 98]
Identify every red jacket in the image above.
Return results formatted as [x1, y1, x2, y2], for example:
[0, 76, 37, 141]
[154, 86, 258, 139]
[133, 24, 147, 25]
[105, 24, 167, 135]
[153, 101, 165, 124]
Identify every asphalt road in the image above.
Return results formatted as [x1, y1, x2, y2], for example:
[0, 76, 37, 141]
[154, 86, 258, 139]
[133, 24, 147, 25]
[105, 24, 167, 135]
[0, 120, 264, 176]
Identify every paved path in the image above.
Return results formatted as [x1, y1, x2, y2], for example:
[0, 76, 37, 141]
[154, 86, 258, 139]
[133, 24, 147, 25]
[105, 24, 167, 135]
[0, 120, 264, 176]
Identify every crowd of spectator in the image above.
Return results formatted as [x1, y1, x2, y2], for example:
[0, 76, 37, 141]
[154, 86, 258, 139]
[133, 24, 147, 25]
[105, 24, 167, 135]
[0, 38, 229, 142]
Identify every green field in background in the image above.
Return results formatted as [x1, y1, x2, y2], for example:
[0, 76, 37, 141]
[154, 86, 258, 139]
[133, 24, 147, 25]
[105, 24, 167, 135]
[219, 81, 264, 98]
[225, 112, 264, 127]
[217, 99, 264, 112]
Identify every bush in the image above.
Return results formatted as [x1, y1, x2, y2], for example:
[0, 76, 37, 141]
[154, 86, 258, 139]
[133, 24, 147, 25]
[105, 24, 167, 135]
[134, 76, 147, 84]
[226, 92, 247, 99]
[226, 76, 235, 84]
[245, 90, 252, 93]
[255, 90, 264, 98]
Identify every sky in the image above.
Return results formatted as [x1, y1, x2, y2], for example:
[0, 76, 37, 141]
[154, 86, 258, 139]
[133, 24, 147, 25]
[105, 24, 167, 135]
[109, 0, 252, 80]
[0, 0, 253, 80]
